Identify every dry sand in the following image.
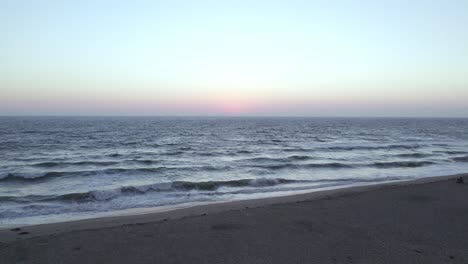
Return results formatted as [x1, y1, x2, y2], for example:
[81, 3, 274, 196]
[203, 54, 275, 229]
[1, 174, 468, 264]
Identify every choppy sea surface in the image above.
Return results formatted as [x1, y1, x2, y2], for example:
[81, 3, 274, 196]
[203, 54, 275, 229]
[1, 117, 468, 226]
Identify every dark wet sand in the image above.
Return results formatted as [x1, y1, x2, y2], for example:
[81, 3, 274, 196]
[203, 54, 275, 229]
[1, 174, 468, 264]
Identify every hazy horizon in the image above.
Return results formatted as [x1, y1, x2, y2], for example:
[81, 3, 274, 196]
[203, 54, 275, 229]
[2, 115, 468, 119]
[2, 1, 468, 117]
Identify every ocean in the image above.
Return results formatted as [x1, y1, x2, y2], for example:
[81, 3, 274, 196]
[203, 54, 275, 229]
[1, 117, 468, 227]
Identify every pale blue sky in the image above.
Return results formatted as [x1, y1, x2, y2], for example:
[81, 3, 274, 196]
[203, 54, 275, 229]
[1, 0, 468, 116]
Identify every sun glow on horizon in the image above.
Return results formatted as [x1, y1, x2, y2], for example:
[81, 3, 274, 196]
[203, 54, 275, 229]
[1, 0, 468, 116]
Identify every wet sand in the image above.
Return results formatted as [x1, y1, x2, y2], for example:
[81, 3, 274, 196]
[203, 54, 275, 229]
[1, 174, 468, 264]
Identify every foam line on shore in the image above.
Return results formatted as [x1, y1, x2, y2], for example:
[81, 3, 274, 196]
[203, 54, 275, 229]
[0, 172, 466, 243]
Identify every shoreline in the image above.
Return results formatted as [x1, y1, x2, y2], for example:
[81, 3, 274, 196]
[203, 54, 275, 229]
[2, 172, 468, 263]
[1, 173, 465, 243]
[0, 175, 419, 229]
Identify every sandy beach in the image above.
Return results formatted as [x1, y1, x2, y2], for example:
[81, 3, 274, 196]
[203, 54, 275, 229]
[1, 173, 468, 263]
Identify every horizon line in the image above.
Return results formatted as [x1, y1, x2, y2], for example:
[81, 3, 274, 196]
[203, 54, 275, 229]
[1, 115, 468, 119]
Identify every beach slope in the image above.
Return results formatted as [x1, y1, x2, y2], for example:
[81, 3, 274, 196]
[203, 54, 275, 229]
[1, 174, 468, 264]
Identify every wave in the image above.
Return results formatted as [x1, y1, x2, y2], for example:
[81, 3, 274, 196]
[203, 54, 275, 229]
[0, 190, 123, 203]
[127, 159, 159, 165]
[240, 155, 314, 163]
[31, 161, 119, 168]
[434, 150, 468, 155]
[0, 166, 232, 182]
[164, 151, 184, 156]
[0, 168, 153, 182]
[432, 143, 450, 147]
[171, 178, 297, 191]
[3, 158, 438, 182]
[31, 162, 61, 168]
[280, 144, 423, 153]
[252, 162, 353, 170]
[372, 161, 435, 168]
[288, 155, 314, 161]
[452, 156, 468, 162]
[0, 178, 300, 203]
[0, 176, 413, 204]
[196, 152, 218, 156]
[0, 171, 65, 181]
[313, 176, 408, 183]
[394, 153, 432, 158]
[318, 144, 423, 152]
[283, 148, 311, 152]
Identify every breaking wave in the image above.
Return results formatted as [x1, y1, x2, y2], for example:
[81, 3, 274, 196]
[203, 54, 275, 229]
[0, 176, 411, 204]
[0, 178, 299, 203]
[0, 166, 232, 182]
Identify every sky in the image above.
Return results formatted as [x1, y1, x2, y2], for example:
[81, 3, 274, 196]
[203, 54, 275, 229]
[1, 0, 468, 117]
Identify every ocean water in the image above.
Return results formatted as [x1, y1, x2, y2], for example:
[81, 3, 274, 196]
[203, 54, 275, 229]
[1, 117, 468, 226]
